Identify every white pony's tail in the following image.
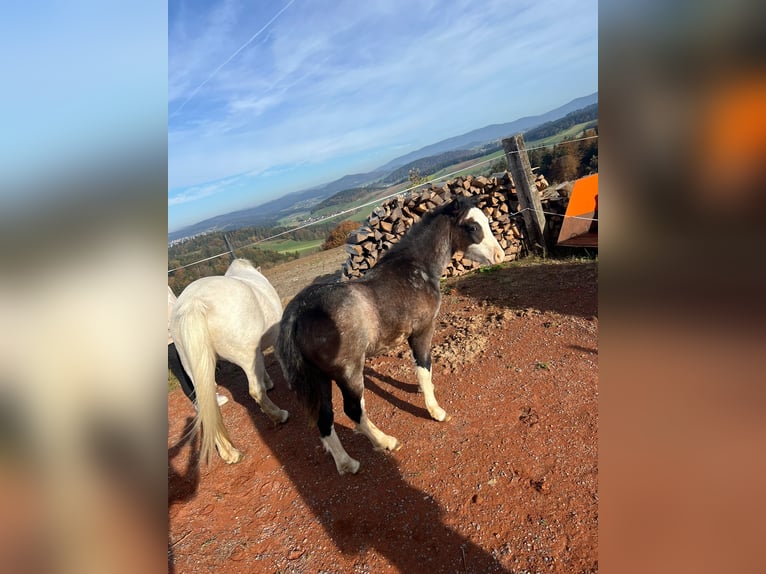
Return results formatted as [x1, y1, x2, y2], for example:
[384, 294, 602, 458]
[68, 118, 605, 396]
[174, 298, 229, 465]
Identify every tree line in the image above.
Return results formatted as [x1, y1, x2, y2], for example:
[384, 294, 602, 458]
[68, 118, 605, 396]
[311, 185, 384, 214]
[479, 126, 598, 184]
[527, 127, 598, 183]
[168, 219, 344, 293]
[523, 103, 598, 142]
[168, 244, 297, 295]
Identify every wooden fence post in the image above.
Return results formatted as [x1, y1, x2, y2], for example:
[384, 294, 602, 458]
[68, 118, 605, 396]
[502, 134, 548, 257]
[223, 234, 237, 261]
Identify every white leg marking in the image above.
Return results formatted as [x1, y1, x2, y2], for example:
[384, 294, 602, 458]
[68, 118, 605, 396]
[355, 397, 401, 451]
[417, 366, 448, 421]
[321, 427, 360, 475]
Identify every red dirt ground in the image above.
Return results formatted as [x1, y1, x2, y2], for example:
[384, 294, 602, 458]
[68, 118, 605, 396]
[168, 252, 598, 573]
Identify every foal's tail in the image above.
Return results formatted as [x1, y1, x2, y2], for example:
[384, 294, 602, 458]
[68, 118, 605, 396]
[174, 298, 230, 464]
[275, 305, 322, 425]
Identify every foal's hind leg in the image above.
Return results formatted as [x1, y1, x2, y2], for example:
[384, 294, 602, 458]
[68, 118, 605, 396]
[339, 368, 401, 452]
[316, 377, 360, 475]
[409, 330, 449, 421]
[243, 347, 289, 424]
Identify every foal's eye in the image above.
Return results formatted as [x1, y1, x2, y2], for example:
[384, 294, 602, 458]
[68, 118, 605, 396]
[468, 223, 479, 233]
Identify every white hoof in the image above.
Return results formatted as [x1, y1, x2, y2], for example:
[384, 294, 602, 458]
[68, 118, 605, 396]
[221, 448, 242, 464]
[429, 406, 448, 422]
[337, 458, 360, 475]
[385, 436, 401, 452]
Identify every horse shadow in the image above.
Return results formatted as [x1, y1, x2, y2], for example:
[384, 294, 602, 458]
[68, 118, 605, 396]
[167, 416, 200, 505]
[231, 357, 509, 573]
[450, 259, 597, 319]
[168, 416, 200, 574]
[362, 366, 429, 420]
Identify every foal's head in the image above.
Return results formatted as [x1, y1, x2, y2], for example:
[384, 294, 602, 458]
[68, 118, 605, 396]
[445, 197, 505, 265]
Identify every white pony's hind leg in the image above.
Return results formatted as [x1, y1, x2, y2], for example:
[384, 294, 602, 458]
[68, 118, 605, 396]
[321, 427, 360, 475]
[214, 434, 242, 464]
[245, 347, 289, 423]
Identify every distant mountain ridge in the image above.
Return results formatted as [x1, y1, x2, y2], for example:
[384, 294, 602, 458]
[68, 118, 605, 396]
[168, 91, 597, 242]
[375, 92, 598, 171]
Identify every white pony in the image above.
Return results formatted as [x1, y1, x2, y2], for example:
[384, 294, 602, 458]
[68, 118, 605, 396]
[170, 258, 289, 464]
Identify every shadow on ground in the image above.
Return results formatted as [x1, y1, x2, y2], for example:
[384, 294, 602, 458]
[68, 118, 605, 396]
[448, 260, 597, 319]
[227, 359, 510, 573]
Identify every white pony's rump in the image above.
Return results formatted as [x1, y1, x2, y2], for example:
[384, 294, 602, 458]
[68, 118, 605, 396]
[170, 258, 288, 465]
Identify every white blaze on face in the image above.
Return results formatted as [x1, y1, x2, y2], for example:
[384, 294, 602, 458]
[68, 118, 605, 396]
[463, 207, 505, 265]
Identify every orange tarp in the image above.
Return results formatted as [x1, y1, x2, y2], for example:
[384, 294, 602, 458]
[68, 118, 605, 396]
[556, 173, 598, 247]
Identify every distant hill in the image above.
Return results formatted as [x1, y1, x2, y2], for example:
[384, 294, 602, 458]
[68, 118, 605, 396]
[375, 92, 598, 172]
[310, 185, 385, 214]
[381, 146, 496, 186]
[169, 91, 597, 241]
[168, 171, 387, 241]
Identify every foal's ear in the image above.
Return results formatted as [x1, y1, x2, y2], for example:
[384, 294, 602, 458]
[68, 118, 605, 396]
[445, 195, 476, 220]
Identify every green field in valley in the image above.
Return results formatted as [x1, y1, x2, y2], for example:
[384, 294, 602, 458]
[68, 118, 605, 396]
[257, 237, 324, 254]
[526, 120, 598, 148]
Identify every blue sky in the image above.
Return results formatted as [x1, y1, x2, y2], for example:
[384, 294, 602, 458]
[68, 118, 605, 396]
[168, 0, 597, 232]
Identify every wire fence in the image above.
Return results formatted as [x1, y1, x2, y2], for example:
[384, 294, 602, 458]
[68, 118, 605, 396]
[168, 134, 598, 274]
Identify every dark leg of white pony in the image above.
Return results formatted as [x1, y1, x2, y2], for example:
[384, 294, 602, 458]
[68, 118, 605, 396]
[260, 325, 279, 391]
[245, 346, 289, 424]
[263, 369, 275, 391]
[409, 329, 449, 422]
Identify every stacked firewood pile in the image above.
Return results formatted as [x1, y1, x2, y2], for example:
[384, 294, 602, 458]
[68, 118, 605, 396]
[341, 172, 571, 280]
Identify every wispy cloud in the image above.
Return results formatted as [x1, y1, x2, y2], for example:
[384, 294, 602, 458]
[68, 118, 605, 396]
[170, 0, 297, 117]
[168, 179, 232, 206]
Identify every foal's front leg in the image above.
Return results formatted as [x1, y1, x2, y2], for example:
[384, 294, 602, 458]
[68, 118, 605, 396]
[409, 330, 449, 422]
[349, 394, 401, 453]
[340, 367, 400, 453]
